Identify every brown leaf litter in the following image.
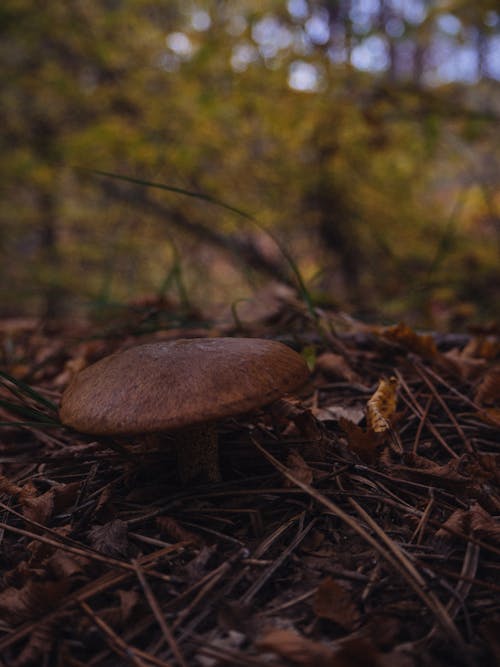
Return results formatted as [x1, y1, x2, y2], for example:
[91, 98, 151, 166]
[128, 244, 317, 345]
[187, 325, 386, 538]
[0, 312, 499, 666]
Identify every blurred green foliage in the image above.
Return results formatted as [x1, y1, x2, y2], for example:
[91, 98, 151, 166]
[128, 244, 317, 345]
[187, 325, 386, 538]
[1, 0, 499, 327]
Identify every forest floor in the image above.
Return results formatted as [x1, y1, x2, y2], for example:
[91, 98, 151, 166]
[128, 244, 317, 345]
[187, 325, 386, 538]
[0, 290, 499, 667]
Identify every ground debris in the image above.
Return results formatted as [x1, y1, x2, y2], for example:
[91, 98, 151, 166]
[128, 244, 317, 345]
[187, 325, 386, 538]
[0, 314, 498, 666]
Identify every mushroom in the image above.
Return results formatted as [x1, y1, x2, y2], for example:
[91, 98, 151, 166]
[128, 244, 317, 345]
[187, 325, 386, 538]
[59, 338, 309, 482]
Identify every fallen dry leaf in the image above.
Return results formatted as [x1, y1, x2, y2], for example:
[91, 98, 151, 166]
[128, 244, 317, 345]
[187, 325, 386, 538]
[156, 515, 204, 546]
[477, 407, 500, 427]
[469, 502, 500, 543]
[315, 352, 362, 384]
[339, 418, 382, 465]
[435, 502, 500, 544]
[272, 398, 324, 441]
[11, 619, 57, 667]
[88, 519, 129, 557]
[0, 579, 68, 626]
[465, 453, 500, 485]
[366, 377, 398, 433]
[22, 490, 55, 525]
[334, 636, 408, 667]
[443, 347, 487, 381]
[313, 405, 365, 425]
[45, 550, 89, 579]
[184, 545, 217, 581]
[398, 453, 468, 483]
[380, 323, 438, 360]
[256, 628, 336, 666]
[285, 450, 314, 486]
[461, 336, 500, 361]
[475, 365, 500, 405]
[117, 589, 140, 623]
[313, 577, 360, 631]
[0, 473, 25, 497]
[257, 630, 407, 667]
[20, 481, 81, 526]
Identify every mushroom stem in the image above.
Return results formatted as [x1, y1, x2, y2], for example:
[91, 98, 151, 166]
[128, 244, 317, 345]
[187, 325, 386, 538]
[175, 423, 221, 483]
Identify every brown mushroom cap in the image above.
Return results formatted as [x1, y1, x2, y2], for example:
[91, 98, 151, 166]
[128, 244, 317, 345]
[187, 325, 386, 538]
[59, 338, 309, 436]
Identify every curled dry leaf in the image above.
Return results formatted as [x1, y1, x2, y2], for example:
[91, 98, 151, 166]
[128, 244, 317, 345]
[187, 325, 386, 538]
[469, 503, 500, 543]
[394, 454, 468, 489]
[22, 481, 81, 526]
[257, 629, 410, 667]
[184, 545, 217, 581]
[335, 636, 412, 667]
[285, 450, 313, 487]
[462, 336, 500, 361]
[272, 398, 323, 441]
[0, 579, 68, 626]
[380, 323, 466, 377]
[97, 589, 140, 630]
[475, 365, 500, 406]
[11, 619, 56, 667]
[467, 453, 500, 485]
[339, 417, 382, 465]
[196, 629, 246, 667]
[46, 550, 89, 579]
[435, 508, 469, 542]
[313, 404, 365, 425]
[478, 407, 500, 428]
[0, 473, 25, 497]
[366, 377, 398, 433]
[313, 577, 360, 631]
[315, 352, 362, 384]
[381, 323, 438, 360]
[272, 398, 328, 462]
[88, 519, 129, 557]
[435, 503, 500, 544]
[256, 628, 336, 666]
[117, 589, 140, 621]
[93, 483, 114, 518]
[443, 347, 487, 381]
[22, 490, 55, 525]
[156, 515, 204, 546]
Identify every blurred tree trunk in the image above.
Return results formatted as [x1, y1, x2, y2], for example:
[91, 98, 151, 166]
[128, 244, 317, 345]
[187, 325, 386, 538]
[38, 188, 63, 319]
[32, 117, 63, 319]
[315, 182, 364, 307]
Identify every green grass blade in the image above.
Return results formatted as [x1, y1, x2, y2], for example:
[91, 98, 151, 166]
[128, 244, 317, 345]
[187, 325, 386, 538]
[0, 370, 59, 413]
[0, 398, 59, 425]
[79, 168, 317, 319]
[0, 421, 61, 428]
[79, 168, 255, 222]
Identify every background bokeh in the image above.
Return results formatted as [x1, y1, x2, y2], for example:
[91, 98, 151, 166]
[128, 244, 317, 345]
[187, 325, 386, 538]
[1, 0, 499, 328]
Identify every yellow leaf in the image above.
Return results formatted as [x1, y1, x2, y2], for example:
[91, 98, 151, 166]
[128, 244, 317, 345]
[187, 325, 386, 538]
[366, 377, 399, 433]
